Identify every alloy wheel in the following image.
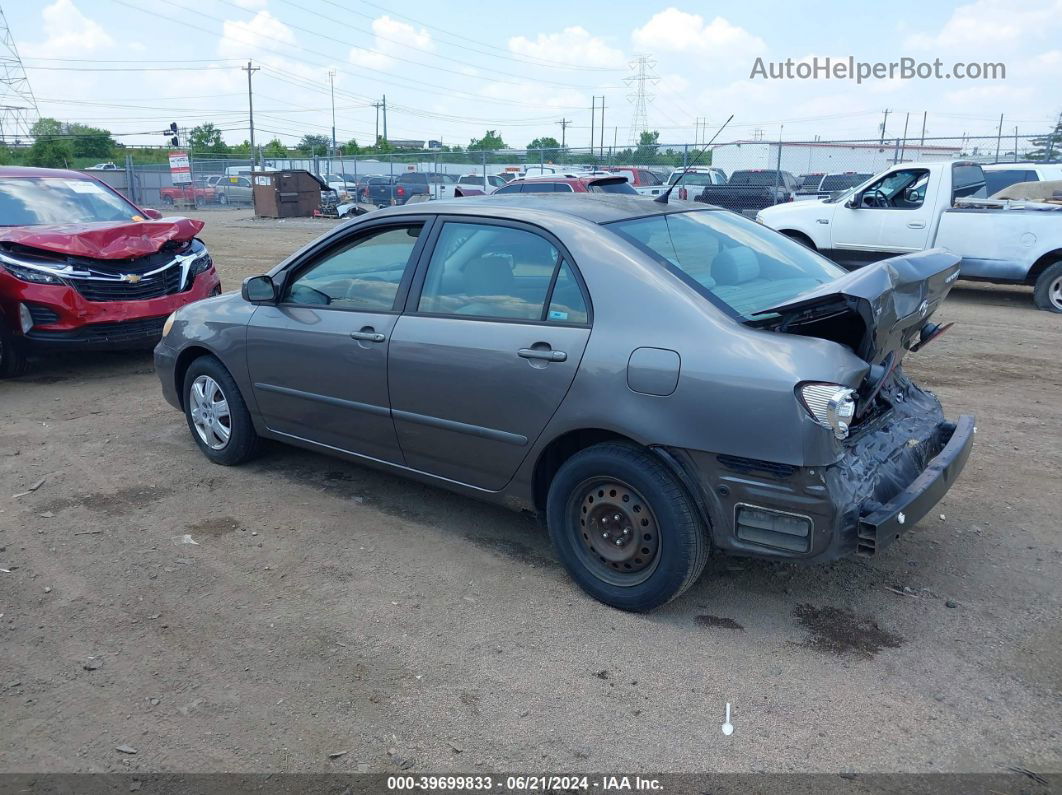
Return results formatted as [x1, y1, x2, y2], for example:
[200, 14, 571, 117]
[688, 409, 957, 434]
[189, 375, 231, 450]
[1050, 274, 1062, 311]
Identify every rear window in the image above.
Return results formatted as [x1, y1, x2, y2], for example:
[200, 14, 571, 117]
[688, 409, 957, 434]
[729, 171, 786, 186]
[588, 179, 638, 194]
[799, 174, 824, 189]
[607, 210, 845, 319]
[0, 177, 143, 226]
[667, 173, 718, 187]
[952, 164, 987, 200]
[820, 174, 870, 192]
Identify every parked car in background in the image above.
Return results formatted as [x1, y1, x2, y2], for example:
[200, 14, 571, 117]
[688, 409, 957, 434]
[493, 174, 638, 194]
[455, 174, 507, 194]
[160, 176, 221, 206]
[84, 162, 119, 171]
[758, 160, 1062, 312]
[215, 175, 254, 205]
[394, 171, 458, 204]
[361, 175, 399, 206]
[696, 169, 799, 216]
[601, 166, 666, 197]
[322, 174, 356, 200]
[794, 172, 873, 201]
[666, 167, 727, 200]
[0, 166, 220, 376]
[155, 194, 973, 611]
[983, 162, 1062, 196]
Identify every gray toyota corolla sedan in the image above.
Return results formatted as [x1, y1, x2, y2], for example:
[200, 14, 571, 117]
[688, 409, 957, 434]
[155, 194, 974, 611]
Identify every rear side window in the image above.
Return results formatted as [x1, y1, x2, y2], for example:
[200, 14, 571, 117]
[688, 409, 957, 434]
[521, 182, 555, 193]
[952, 164, 986, 200]
[589, 179, 638, 194]
[494, 182, 522, 194]
[284, 225, 422, 310]
[638, 170, 662, 186]
[418, 222, 586, 324]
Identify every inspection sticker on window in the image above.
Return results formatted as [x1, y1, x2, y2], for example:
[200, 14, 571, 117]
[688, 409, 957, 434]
[548, 310, 569, 321]
[66, 180, 105, 194]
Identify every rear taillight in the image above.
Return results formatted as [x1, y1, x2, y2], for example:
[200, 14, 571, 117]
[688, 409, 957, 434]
[396, 186, 405, 196]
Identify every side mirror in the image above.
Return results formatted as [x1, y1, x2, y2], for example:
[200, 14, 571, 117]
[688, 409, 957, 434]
[845, 191, 864, 209]
[142, 208, 163, 220]
[242, 275, 277, 304]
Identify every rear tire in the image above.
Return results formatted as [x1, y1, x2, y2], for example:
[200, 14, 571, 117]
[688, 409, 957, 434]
[182, 355, 260, 465]
[0, 322, 28, 378]
[546, 442, 710, 611]
[1033, 261, 1062, 313]
[782, 230, 816, 250]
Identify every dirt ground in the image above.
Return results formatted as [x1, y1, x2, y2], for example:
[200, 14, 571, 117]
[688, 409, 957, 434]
[1, 208, 1059, 775]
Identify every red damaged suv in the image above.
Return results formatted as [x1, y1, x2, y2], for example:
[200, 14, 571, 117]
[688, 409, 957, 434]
[0, 166, 220, 376]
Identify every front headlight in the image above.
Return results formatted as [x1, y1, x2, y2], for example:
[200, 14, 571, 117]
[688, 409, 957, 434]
[798, 382, 857, 440]
[0, 259, 66, 285]
[162, 311, 177, 338]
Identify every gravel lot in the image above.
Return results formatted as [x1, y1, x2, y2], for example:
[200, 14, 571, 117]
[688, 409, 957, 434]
[1, 208, 1059, 775]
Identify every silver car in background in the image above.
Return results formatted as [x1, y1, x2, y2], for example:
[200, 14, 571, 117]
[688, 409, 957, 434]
[154, 195, 973, 611]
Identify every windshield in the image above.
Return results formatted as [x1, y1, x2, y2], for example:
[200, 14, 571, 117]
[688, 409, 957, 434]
[607, 210, 846, 319]
[0, 177, 143, 226]
[667, 173, 719, 186]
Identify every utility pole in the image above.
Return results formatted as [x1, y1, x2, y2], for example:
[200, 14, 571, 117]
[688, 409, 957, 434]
[599, 95, 605, 158]
[879, 108, 890, 144]
[328, 69, 336, 157]
[995, 113, 1004, 162]
[900, 112, 910, 160]
[382, 94, 388, 144]
[243, 60, 260, 169]
[920, 111, 927, 146]
[590, 96, 596, 154]
[558, 118, 570, 149]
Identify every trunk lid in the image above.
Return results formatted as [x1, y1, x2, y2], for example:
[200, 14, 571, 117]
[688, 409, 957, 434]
[754, 249, 960, 364]
[0, 218, 204, 260]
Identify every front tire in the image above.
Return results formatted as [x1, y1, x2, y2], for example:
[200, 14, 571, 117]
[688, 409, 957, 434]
[546, 442, 710, 611]
[0, 322, 28, 378]
[182, 355, 260, 465]
[1033, 261, 1062, 313]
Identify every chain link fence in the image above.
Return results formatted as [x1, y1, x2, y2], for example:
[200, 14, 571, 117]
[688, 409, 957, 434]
[86, 132, 1058, 211]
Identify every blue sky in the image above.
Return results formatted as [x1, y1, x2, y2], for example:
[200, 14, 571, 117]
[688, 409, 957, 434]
[6, 0, 1061, 148]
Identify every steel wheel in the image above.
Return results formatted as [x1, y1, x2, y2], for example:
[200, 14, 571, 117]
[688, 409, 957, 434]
[1050, 274, 1062, 312]
[570, 477, 661, 586]
[189, 375, 231, 450]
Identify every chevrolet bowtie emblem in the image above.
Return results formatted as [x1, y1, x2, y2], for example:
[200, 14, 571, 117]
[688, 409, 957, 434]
[122, 274, 142, 284]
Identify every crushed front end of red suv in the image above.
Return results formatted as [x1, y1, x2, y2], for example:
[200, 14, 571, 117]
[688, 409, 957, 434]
[0, 167, 220, 372]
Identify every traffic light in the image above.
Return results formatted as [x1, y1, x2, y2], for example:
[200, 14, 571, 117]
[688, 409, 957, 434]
[166, 122, 179, 147]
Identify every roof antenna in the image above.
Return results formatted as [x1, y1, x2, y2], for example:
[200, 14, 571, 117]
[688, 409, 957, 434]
[655, 114, 734, 204]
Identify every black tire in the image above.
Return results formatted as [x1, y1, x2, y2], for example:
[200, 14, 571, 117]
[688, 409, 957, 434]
[217, 193, 228, 205]
[782, 230, 816, 250]
[1032, 261, 1062, 313]
[182, 355, 260, 465]
[0, 322, 29, 378]
[546, 442, 710, 611]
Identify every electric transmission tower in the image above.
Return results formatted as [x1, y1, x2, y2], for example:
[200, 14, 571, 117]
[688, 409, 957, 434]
[624, 55, 658, 146]
[0, 4, 38, 143]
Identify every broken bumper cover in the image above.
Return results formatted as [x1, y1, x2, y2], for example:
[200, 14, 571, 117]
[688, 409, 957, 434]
[855, 415, 974, 556]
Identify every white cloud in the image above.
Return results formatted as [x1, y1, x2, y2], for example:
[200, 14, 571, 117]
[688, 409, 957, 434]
[19, 0, 113, 57]
[349, 15, 433, 70]
[218, 10, 295, 57]
[632, 8, 765, 58]
[905, 0, 1062, 49]
[508, 27, 625, 68]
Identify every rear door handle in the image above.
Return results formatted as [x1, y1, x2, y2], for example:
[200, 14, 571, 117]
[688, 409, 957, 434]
[518, 348, 567, 362]
[907, 221, 926, 229]
[351, 329, 386, 343]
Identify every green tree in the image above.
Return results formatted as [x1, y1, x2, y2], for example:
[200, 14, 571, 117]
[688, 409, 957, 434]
[263, 138, 288, 157]
[527, 136, 561, 151]
[27, 137, 74, 168]
[0, 144, 14, 164]
[65, 123, 115, 158]
[31, 117, 63, 137]
[297, 134, 331, 155]
[468, 130, 506, 151]
[634, 130, 660, 164]
[188, 123, 229, 154]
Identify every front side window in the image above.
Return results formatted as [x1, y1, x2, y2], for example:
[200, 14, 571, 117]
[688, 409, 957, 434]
[284, 224, 422, 310]
[0, 177, 143, 226]
[418, 222, 580, 322]
[608, 210, 845, 320]
[859, 169, 930, 209]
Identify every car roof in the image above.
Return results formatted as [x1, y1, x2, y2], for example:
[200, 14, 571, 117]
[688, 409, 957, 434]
[377, 192, 714, 224]
[0, 165, 96, 179]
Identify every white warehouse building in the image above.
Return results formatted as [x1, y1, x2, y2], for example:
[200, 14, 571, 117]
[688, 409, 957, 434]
[710, 140, 963, 177]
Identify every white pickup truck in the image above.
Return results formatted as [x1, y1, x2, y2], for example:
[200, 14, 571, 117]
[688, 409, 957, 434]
[757, 161, 1062, 312]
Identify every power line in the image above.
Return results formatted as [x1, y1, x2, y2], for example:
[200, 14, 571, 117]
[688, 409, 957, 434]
[624, 55, 658, 145]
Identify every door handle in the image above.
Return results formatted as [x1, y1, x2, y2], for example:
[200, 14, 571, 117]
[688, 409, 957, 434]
[907, 221, 926, 229]
[351, 329, 385, 343]
[518, 348, 567, 362]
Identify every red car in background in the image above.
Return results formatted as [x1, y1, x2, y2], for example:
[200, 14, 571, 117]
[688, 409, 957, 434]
[0, 166, 220, 377]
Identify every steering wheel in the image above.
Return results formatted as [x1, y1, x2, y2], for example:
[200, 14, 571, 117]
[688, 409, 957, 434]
[863, 189, 888, 208]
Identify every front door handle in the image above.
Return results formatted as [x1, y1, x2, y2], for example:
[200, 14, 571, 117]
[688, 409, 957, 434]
[907, 221, 926, 229]
[518, 348, 566, 362]
[351, 329, 386, 343]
